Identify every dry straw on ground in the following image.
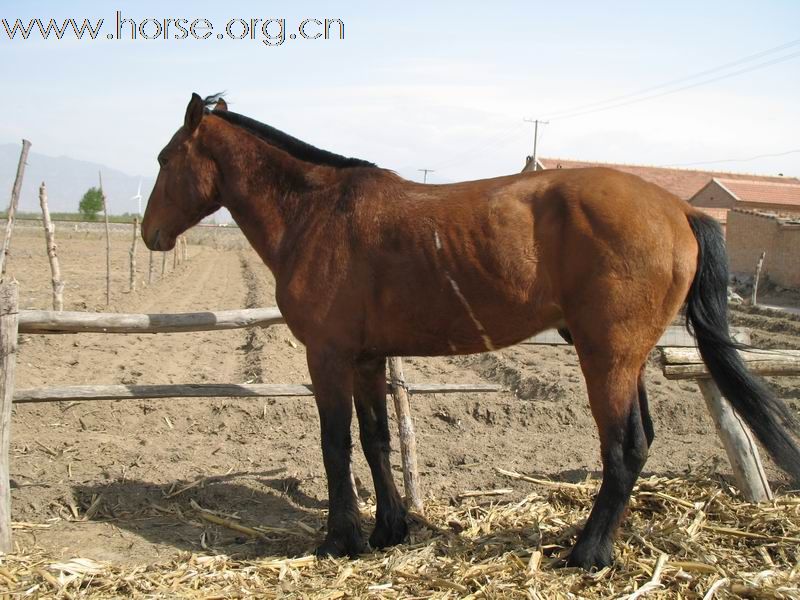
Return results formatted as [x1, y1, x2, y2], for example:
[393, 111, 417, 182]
[1, 472, 798, 599]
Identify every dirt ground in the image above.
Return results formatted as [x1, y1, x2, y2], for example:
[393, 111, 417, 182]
[4, 225, 800, 566]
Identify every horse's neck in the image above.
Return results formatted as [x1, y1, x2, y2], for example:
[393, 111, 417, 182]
[226, 192, 285, 273]
[208, 126, 330, 276]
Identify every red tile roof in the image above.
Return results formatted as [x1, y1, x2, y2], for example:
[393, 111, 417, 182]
[715, 178, 800, 208]
[528, 157, 799, 201]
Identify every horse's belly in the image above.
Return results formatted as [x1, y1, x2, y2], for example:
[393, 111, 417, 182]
[366, 299, 563, 357]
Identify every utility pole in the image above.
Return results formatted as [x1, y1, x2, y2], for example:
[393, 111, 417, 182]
[417, 168, 434, 184]
[523, 118, 548, 171]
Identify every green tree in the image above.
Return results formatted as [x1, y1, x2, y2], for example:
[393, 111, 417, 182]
[79, 187, 104, 221]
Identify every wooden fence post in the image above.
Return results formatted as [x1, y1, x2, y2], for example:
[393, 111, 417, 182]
[0, 140, 32, 279]
[173, 246, 178, 269]
[388, 357, 423, 513]
[148, 251, 154, 285]
[99, 172, 111, 306]
[751, 251, 765, 307]
[129, 218, 138, 292]
[38, 183, 64, 311]
[161, 252, 167, 277]
[697, 379, 772, 502]
[0, 282, 19, 552]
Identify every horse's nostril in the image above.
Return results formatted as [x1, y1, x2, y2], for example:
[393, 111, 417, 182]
[152, 229, 161, 251]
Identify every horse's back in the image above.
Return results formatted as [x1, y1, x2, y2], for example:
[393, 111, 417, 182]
[292, 166, 700, 357]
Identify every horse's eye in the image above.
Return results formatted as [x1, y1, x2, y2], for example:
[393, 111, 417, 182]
[158, 155, 168, 168]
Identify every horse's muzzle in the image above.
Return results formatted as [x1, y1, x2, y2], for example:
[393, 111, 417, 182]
[143, 227, 162, 251]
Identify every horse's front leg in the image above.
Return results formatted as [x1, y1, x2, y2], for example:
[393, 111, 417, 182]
[353, 356, 408, 549]
[307, 346, 365, 557]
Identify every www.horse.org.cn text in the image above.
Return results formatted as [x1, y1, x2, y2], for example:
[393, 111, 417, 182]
[1, 11, 345, 46]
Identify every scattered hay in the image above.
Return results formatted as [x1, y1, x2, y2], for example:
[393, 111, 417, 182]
[1, 474, 798, 599]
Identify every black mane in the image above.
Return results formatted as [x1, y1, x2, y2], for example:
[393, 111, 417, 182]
[203, 95, 376, 169]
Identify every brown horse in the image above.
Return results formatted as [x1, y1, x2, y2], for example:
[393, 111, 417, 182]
[142, 93, 800, 570]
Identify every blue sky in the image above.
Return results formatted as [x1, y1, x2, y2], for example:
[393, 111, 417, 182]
[1, 0, 798, 186]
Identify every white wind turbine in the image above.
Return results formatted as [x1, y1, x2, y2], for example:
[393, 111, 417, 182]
[131, 179, 143, 216]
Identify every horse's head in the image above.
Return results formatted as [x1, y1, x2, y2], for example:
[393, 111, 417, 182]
[142, 93, 227, 251]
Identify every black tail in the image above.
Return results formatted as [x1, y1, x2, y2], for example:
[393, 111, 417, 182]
[686, 212, 800, 483]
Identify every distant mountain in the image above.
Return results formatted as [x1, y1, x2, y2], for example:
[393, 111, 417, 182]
[0, 143, 155, 215]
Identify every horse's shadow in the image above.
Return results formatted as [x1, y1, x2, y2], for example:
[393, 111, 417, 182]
[68, 466, 597, 562]
[69, 465, 769, 563]
[72, 469, 328, 558]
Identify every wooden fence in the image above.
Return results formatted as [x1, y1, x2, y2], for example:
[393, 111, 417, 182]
[3, 281, 799, 553]
[0, 282, 499, 551]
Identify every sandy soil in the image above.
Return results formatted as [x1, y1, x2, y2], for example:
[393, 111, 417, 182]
[4, 226, 799, 565]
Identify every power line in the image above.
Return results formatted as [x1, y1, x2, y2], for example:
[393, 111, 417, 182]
[433, 122, 527, 171]
[665, 148, 800, 168]
[544, 37, 800, 120]
[432, 39, 800, 175]
[549, 49, 800, 121]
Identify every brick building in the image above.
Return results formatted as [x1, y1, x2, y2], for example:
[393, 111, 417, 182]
[727, 209, 800, 288]
[689, 178, 800, 215]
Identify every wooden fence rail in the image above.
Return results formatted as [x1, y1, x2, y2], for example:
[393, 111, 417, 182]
[19, 307, 284, 334]
[20, 309, 731, 346]
[2, 301, 502, 551]
[14, 382, 501, 404]
[662, 347, 800, 379]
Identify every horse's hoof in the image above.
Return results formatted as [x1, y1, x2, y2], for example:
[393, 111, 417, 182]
[315, 534, 366, 558]
[369, 509, 409, 549]
[565, 544, 613, 571]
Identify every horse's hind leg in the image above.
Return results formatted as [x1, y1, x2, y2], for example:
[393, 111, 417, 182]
[567, 355, 649, 569]
[638, 367, 655, 449]
[306, 347, 365, 557]
[353, 356, 408, 548]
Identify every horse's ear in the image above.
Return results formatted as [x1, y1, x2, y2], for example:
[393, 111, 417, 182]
[184, 93, 204, 132]
[214, 98, 228, 112]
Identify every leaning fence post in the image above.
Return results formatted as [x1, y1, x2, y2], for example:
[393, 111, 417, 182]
[99, 172, 111, 306]
[751, 251, 765, 307]
[0, 282, 19, 552]
[129, 218, 138, 292]
[388, 357, 423, 513]
[697, 379, 772, 502]
[0, 140, 32, 279]
[39, 183, 64, 311]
